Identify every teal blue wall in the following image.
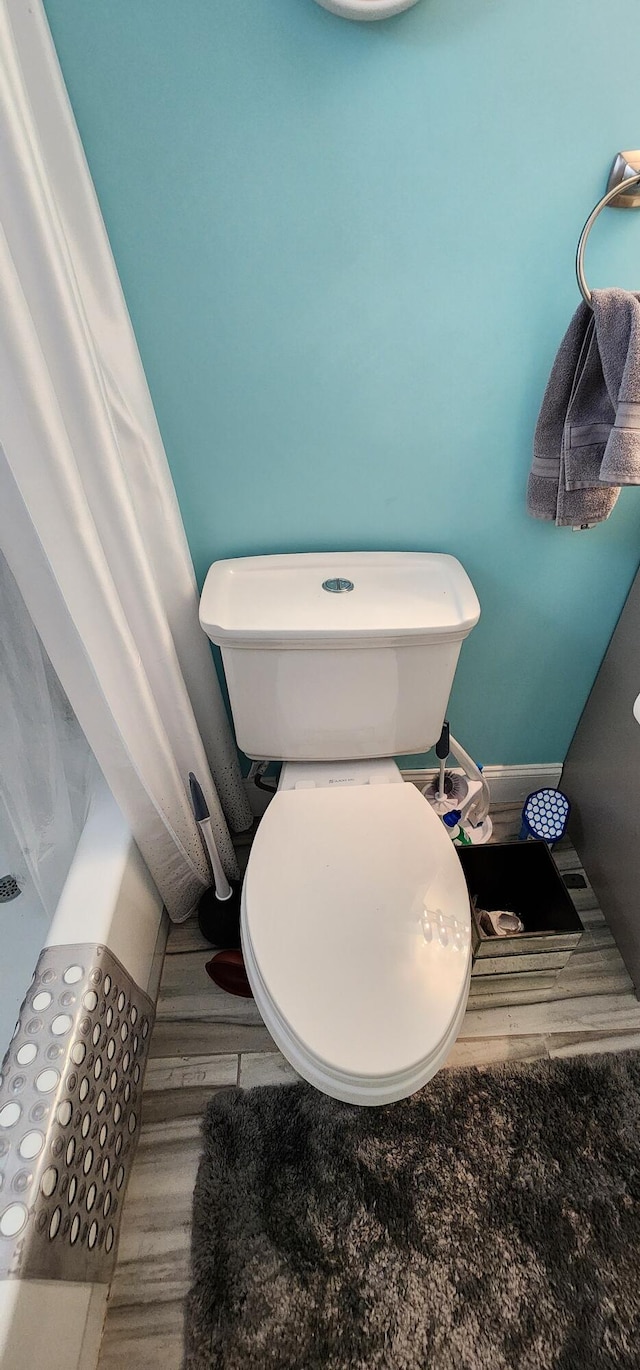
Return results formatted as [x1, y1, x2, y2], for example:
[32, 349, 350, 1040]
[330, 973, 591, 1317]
[46, 0, 640, 766]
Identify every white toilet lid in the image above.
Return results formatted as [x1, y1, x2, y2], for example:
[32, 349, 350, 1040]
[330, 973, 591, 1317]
[244, 782, 471, 1081]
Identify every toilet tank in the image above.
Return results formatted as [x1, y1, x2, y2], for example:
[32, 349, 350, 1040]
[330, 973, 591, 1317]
[199, 552, 480, 762]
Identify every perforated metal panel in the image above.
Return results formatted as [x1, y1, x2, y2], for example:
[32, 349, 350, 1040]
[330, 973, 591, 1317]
[0, 943, 154, 1281]
[0, 875, 20, 903]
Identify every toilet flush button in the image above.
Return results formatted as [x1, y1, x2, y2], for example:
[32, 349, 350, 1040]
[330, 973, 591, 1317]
[322, 578, 354, 593]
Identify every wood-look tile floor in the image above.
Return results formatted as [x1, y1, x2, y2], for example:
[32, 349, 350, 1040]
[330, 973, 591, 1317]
[97, 803, 640, 1369]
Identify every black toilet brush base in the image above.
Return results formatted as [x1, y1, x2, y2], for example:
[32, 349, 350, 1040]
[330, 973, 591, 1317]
[197, 881, 243, 949]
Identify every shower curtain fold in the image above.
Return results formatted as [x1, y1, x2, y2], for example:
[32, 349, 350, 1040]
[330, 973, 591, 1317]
[0, 0, 251, 921]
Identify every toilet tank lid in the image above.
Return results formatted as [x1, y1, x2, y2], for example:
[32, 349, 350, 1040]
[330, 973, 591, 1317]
[200, 552, 480, 647]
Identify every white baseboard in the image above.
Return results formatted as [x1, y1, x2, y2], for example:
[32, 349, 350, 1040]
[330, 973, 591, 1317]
[401, 763, 563, 806]
[245, 764, 563, 815]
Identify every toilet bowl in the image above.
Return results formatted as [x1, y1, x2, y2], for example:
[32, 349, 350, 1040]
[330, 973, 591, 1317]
[200, 550, 481, 1104]
[241, 760, 472, 1105]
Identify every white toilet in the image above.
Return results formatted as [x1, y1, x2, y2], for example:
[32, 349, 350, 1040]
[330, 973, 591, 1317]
[200, 551, 481, 1105]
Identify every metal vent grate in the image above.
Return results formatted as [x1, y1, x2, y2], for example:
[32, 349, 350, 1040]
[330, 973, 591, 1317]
[0, 876, 20, 903]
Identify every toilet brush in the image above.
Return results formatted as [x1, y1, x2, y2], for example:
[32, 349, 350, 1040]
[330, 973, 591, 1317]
[189, 773, 242, 948]
[422, 721, 469, 812]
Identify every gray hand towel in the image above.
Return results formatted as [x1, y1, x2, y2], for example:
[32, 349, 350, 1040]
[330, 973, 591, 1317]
[527, 289, 640, 527]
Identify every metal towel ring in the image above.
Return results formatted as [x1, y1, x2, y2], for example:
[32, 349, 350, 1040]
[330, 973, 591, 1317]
[576, 151, 640, 308]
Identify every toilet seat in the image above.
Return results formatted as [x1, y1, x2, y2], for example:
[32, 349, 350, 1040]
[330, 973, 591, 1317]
[241, 779, 472, 1105]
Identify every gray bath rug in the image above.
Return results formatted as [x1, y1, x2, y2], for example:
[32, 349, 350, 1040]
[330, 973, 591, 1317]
[185, 1051, 640, 1370]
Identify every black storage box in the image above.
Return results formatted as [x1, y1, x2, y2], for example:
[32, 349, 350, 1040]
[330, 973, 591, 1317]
[457, 841, 583, 1001]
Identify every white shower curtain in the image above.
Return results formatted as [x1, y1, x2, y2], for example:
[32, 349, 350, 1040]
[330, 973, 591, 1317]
[0, 0, 252, 921]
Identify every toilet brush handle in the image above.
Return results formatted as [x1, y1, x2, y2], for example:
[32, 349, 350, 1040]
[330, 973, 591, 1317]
[189, 771, 233, 902]
[435, 721, 450, 803]
[199, 817, 233, 902]
[435, 721, 450, 761]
